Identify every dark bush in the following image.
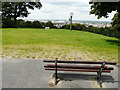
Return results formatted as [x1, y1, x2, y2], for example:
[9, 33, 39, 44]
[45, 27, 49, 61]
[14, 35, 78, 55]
[31, 21, 44, 28]
[16, 19, 26, 28]
[61, 23, 119, 38]
[44, 21, 56, 28]
[72, 23, 82, 30]
[2, 17, 15, 28]
[26, 21, 32, 28]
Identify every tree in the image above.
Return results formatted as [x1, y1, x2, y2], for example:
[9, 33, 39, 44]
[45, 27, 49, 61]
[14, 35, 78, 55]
[89, 2, 120, 34]
[26, 21, 32, 28]
[111, 12, 120, 33]
[61, 24, 70, 29]
[89, 2, 120, 19]
[72, 23, 82, 30]
[31, 21, 44, 28]
[72, 23, 87, 31]
[44, 21, 55, 28]
[2, 17, 15, 28]
[16, 19, 26, 28]
[2, 1, 42, 27]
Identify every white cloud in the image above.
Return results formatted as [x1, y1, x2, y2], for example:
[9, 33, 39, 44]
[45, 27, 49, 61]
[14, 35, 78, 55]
[19, 0, 116, 21]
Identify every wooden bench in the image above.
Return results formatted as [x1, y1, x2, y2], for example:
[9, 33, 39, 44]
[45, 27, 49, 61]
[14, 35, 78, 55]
[43, 59, 116, 85]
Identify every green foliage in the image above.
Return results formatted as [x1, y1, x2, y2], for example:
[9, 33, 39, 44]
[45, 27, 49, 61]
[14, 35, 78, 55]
[61, 24, 70, 29]
[61, 23, 87, 31]
[3, 19, 44, 28]
[89, 2, 119, 19]
[26, 21, 32, 28]
[2, 17, 15, 28]
[16, 19, 26, 28]
[115, 30, 120, 38]
[31, 21, 44, 28]
[89, 2, 120, 33]
[87, 25, 96, 33]
[2, 2, 42, 27]
[111, 12, 120, 34]
[72, 23, 82, 30]
[44, 21, 56, 28]
[61, 23, 119, 38]
[72, 23, 87, 31]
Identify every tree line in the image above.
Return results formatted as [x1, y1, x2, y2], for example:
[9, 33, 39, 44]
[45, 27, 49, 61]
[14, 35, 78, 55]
[61, 23, 120, 38]
[2, 18, 56, 28]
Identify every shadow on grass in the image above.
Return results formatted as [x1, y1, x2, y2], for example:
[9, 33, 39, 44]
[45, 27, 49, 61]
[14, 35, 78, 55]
[105, 39, 120, 46]
[54, 73, 117, 88]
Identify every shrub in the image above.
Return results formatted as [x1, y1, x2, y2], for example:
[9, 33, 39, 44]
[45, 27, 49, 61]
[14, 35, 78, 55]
[61, 23, 87, 31]
[26, 21, 32, 28]
[16, 19, 26, 28]
[2, 17, 15, 28]
[44, 21, 56, 28]
[61, 23, 118, 38]
[31, 21, 44, 28]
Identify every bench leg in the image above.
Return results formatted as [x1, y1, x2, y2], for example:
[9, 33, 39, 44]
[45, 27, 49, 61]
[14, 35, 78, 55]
[97, 61, 106, 88]
[97, 72, 101, 80]
[97, 76, 102, 88]
[97, 61, 106, 80]
[55, 68, 57, 85]
[55, 59, 58, 85]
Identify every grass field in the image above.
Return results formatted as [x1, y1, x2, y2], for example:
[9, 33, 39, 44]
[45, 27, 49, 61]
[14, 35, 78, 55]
[1, 28, 119, 63]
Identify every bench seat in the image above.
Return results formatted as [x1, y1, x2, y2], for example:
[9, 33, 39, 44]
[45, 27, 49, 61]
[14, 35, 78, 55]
[44, 64, 114, 70]
[45, 68, 111, 73]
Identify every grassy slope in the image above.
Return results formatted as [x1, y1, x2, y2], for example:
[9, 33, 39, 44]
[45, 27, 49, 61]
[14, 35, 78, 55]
[1, 28, 118, 62]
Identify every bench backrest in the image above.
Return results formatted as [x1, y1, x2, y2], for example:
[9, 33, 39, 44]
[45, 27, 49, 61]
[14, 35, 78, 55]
[43, 59, 116, 73]
[43, 59, 116, 65]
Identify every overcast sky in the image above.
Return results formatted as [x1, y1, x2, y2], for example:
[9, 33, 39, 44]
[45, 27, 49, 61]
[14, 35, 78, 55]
[19, 0, 116, 21]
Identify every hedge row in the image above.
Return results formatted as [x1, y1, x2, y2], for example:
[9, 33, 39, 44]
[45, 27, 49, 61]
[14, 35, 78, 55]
[61, 23, 120, 38]
[2, 18, 56, 28]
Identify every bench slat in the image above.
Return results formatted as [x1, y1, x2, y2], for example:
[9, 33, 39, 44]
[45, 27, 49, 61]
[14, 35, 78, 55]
[45, 68, 111, 73]
[43, 60, 116, 65]
[44, 64, 114, 70]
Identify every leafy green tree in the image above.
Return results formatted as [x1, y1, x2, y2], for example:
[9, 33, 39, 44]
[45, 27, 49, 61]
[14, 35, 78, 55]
[26, 21, 32, 28]
[72, 23, 82, 30]
[61, 24, 70, 29]
[16, 19, 26, 28]
[87, 25, 94, 32]
[81, 24, 87, 31]
[44, 21, 55, 28]
[31, 21, 44, 28]
[72, 23, 87, 31]
[89, 2, 120, 19]
[111, 13, 120, 33]
[2, 17, 15, 28]
[89, 2, 120, 35]
[61, 24, 87, 31]
[2, 1, 42, 27]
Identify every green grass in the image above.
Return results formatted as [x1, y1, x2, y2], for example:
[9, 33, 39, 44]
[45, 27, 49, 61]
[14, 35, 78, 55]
[1, 28, 119, 62]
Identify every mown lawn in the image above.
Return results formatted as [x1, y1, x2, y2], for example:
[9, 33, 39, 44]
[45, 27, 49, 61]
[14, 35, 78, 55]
[1, 28, 119, 63]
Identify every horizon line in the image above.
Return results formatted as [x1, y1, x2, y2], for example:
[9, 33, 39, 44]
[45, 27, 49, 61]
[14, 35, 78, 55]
[19, 18, 112, 22]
